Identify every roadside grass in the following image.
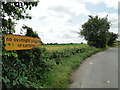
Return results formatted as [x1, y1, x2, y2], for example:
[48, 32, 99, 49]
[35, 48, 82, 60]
[43, 47, 100, 88]
[34, 43, 118, 88]
[41, 43, 119, 88]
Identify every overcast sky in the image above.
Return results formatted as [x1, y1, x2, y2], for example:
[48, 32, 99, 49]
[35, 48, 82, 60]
[15, 0, 118, 44]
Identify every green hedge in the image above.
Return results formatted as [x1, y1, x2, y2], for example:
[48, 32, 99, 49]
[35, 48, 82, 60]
[2, 44, 98, 88]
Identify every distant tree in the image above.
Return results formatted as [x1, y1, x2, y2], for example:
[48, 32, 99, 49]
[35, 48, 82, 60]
[79, 15, 110, 48]
[81, 42, 83, 44]
[107, 32, 118, 46]
[1, 1, 39, 34]
[55, 43, 58, 45]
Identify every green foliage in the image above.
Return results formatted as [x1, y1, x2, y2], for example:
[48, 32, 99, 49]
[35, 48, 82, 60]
[43, 47, 100, 88]
[107, 32, 118, 46]
[21, 24, 44, 44]
[21, 24, 39, 38]
[79, 15, 110, 48]
[2, 50, 31, 88]
[41, 41, 44, 45]
[2, 47, 47, 88]
[2, 42, 97, 88]
[2, 1, 40, 88]
[2, 1, 39, 34]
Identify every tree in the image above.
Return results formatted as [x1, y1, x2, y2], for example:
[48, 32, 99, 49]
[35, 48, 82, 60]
[1, 1, 39, 34]
[41, 41, 44, 45]
[79, 15, 110, 48]
[107, 32, 118, 46]
[21, 24, 44, 44]
[21, 24, 39, 38]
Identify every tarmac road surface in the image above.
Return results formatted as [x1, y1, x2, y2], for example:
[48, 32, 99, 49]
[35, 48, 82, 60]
[69, 47, 118, 88]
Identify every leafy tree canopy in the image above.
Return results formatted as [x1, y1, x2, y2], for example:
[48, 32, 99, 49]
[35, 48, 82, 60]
[1, 1, 39, 34]
[21, 24, 44, 44]
[21, 24, 39, 38]
[79, 15, 111, 48]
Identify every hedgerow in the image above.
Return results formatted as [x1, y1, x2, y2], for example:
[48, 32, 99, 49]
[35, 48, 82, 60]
[2, 40, 98, 88]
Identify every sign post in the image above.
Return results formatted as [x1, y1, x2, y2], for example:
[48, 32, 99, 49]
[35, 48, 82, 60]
[5, 34, 41, 51]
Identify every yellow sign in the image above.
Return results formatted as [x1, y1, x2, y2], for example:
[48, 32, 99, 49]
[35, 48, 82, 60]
[5, 34, 41, 51]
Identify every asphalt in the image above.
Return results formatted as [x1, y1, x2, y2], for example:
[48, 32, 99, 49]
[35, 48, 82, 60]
[69, 47, 118, 88]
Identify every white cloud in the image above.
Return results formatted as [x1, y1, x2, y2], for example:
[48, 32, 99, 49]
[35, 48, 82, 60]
[15, 0, 118, 44]
[15, 0, 90, 43]
[104, 0, 118, 9]
[39, 24, 82, 43]
[108, 13, 118, 29]
[84, 0, 102, 4]
[28, 0, 90, 19]
[84, 0, 118, 9]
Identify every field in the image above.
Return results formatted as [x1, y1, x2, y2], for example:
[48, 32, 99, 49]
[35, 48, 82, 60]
[42, 44, 89, 51]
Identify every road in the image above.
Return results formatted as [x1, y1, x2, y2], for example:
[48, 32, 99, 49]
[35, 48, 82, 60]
[69, 47, 118, 88]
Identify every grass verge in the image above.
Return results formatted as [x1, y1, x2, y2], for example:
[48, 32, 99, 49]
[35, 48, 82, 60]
[33, 44, 118, 88]
[43, 47, 101, 88]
